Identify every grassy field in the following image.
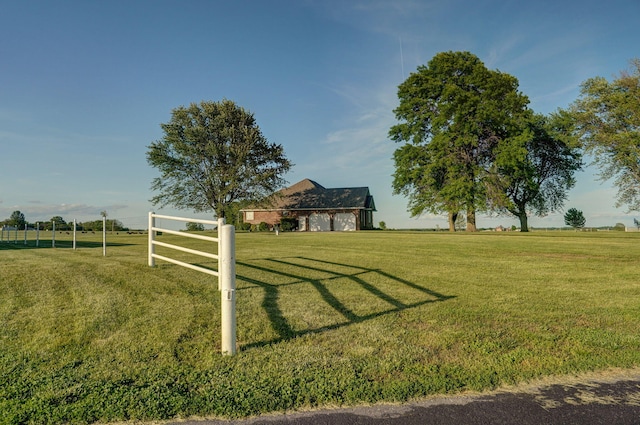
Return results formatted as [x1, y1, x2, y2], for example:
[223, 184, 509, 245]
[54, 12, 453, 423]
[1, 229, 639, 424]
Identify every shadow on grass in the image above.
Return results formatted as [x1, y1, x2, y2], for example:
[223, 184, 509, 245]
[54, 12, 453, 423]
[238, 256, 455, 350]
[0, 240, 134, 250]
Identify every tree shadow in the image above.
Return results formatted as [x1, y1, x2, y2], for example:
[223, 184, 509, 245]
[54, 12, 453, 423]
[237, 256, 455, 350]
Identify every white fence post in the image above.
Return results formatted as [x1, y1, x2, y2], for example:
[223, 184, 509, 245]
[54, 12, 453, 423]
[73, 219, 77, 250]
[220, 223, 236, 356]
[217, 217, 225, 290]
[36, 222, 40, 247]
[102, 216, 107, 256]
[148, 212, 155, 267]
[52, 220, 56, 248]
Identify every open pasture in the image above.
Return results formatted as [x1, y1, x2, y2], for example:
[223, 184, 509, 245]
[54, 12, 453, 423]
[1, 230, 639, 424]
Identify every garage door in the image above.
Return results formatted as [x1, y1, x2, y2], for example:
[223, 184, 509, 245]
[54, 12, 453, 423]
[334, 213, 356, 231]
[309, 213, 331, 231]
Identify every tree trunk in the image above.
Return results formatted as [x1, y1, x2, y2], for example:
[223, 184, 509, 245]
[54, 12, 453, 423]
[519, 212, 529, 232]
[466, 208, 477, 232]
[448, 211, 458, 232]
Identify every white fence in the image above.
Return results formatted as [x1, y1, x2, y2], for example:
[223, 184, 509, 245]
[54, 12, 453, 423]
[147, 212, 236, 355]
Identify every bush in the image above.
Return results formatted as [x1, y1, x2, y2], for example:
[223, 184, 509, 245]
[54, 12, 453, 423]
[613, 223, 626, 231]
[279, 217, 297, 231]
[257, 222, 269, 232]
[237, 222, 252, 231]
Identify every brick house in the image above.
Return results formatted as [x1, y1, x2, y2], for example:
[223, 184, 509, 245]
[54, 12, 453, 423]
[241, 179, 376, 231]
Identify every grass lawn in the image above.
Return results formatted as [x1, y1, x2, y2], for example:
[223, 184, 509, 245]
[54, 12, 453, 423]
[1, 229, 639, 424]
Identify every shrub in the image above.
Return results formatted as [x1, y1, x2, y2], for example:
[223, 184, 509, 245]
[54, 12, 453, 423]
[279, 217, 297, 231]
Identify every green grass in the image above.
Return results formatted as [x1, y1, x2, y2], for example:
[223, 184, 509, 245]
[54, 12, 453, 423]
[1, 230, 640, 424]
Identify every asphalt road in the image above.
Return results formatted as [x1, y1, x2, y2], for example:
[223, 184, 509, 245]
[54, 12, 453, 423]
[167, 370, 640, 425]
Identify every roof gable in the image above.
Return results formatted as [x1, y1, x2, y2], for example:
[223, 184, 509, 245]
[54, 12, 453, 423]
[248, 179, 375, 211]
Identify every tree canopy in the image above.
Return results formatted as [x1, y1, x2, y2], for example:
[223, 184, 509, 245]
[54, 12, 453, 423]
[489, 111, 582, 231]
[564, 208, 586, 229]
[570, 58, 640, 211]
[389, 51, 530, 231]
[147, 99, 292, 219]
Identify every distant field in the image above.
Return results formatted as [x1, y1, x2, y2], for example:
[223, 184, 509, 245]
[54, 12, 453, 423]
[1, 230, 639, 424]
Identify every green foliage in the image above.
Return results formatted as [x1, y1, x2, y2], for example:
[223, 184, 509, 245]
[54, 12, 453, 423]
[490, 111, 583, 231]
[613, 223, 626, 231]
[279, 217, 297, 231]
[2, 231, 640, 423]
[8, 210, 26, 229]
[378, 221, 387, 230]
[564, 208, 586, 229]
[186, 222, 205, 232]
[147, 99, 293, 219]
[389, 51, 530, 231]
[570, 58, 640, 211]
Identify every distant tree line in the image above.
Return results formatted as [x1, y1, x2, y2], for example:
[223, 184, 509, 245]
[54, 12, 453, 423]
[1, 210, 127, 232]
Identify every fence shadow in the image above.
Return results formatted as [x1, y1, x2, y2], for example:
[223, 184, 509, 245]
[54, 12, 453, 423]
[237, 256, 455, 350]
[0, 241, 134, 250]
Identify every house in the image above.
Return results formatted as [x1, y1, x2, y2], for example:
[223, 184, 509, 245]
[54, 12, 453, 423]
[241, 179, 376, 231]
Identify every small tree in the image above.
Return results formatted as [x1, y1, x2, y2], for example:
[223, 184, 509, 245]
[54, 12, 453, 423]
[378, 221, 387, 230]
[9, 211, 26, 229]
[634, 218, 640, 230]
[564, 208, 586, 229]
[186, 222, 205, 231]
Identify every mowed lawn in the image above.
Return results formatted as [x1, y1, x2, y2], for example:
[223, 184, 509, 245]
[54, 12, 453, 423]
[1, 230, 639, 424]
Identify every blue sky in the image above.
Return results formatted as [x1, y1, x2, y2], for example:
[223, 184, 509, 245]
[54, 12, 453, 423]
[1, 0, 639, 230]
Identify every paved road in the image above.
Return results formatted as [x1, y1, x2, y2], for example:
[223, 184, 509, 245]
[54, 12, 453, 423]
[168, 371, 640, 425]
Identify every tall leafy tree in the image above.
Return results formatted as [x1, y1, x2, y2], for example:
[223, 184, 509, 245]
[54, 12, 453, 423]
[489, 111, 582, 231]
[147, 100, 292, 219]
[570, 58, 640, 211]
[390, 51, 529, 231]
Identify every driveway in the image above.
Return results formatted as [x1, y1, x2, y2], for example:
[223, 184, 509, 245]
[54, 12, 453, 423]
[167, 369, 640, 425]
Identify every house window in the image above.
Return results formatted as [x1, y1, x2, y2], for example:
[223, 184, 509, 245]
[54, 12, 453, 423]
[246, 211, 254, 220]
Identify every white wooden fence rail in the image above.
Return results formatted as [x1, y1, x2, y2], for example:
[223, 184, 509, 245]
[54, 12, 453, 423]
[148, 212, 236, 355]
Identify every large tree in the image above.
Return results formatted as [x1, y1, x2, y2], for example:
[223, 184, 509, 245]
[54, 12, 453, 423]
[570, 58, 640, 211]
[489, 111, 582, 231]
[389, 51, 529, 231]
[147, 100, 292, 219]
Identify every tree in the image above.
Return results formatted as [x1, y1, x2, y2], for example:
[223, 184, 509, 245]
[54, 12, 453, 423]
[147, 99, 292, 219]
[489, 111, 582, 231]
[186, 222, 205, 232]
[8, 211, 26, 229]
[389, 51, 529, 231]
[570, 58, 640, 211]
[634, 218, 640, 230]
[49, 216, 68, 231]
[564, 208, 586, 229]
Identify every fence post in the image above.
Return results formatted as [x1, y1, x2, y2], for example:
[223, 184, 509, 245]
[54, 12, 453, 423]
[148, 212, 155, 267]
[217, 217, 225, 290]
[220, 223, 236, 356]
[102, 216, 107, 256]
[36, 222, 40, 247]
[52, 220, 56, 248]
[73, 219, 77, 250]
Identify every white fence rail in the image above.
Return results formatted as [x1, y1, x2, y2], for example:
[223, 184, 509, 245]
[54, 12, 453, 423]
[147, 212, 236, 355]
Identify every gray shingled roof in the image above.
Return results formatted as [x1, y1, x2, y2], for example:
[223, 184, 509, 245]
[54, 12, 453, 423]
[251, 179, 376, 211]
